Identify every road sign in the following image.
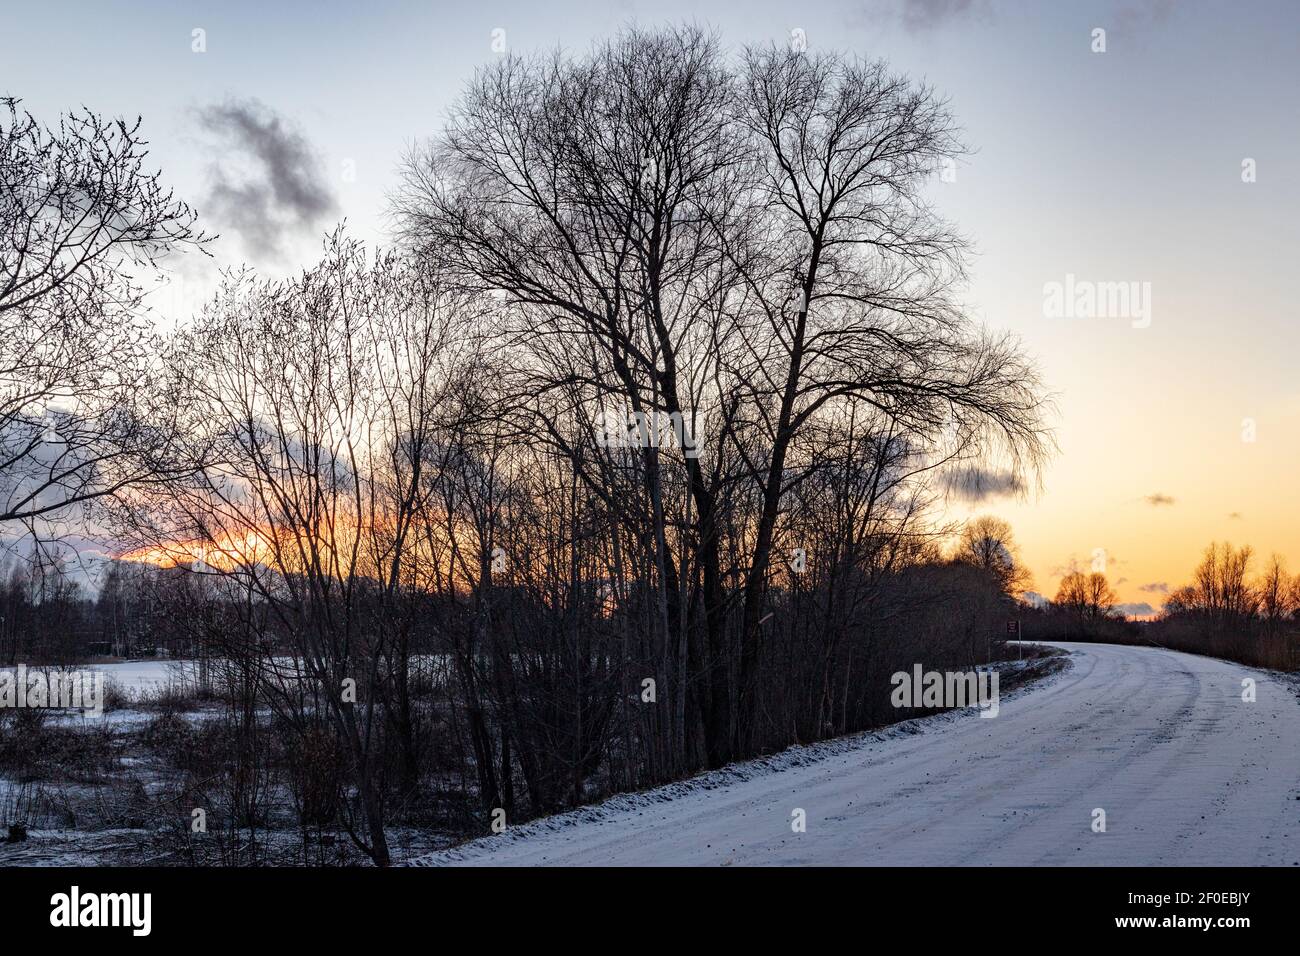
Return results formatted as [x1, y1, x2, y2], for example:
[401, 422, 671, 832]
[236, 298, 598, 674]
[1006, 621, 1020, 635]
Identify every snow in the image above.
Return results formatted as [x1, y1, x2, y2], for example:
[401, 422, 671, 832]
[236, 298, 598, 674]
[0, 659, 197, 696]
[92, 660, 194, 693]
[0, 828, 151, 867]
[410, 642, 1300, 866]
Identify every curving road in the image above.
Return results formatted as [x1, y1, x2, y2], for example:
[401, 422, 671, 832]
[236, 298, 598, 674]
[413, 643, 1300, 866]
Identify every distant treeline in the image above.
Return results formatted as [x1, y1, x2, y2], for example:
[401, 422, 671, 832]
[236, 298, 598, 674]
[0, 557, 208, 664]
[1020, 543, 1299, 672]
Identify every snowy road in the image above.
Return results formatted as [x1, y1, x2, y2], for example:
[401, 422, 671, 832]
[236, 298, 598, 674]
[413, 643, 1300, 866]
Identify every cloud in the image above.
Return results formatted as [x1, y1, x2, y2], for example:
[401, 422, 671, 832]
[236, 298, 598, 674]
[1022, 591, 1048, 609]
[938, 466, 1026, 503]
[1228, 512, 1243, 520]
[1143, 493, 1175, 506]
[1139, 581, 1169, 594]
[1114, 602, 1155, 618]
[854, 0, 994, 33]
[196, 98, 337, 260]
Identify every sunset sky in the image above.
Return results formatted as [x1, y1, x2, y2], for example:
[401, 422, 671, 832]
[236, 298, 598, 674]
[4, 0, 1298, 613]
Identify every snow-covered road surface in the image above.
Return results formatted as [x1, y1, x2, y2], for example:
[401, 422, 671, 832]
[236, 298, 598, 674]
[412, 643, 1300, 866]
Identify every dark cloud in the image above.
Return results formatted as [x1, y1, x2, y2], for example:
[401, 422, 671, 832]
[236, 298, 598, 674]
[1139, 581, 1169, 594]
[939, 466, 1026, 503]
[197, 98, 337, 260]
[1143, 493, 1175, 506]
[1114, 602, 1155, 618]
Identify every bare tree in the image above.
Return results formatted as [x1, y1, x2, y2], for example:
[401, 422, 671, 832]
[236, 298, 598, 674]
[726, 49, 1050, 749]
[395, 26, 751, 767]
[1054, 570, 1116, 623]
[1256, 554, 1293, 636]
[118, 232, 473, 865]
[953, 515, 1032, 595]
[1188, 542, 1257, 628]
[0, 98, 208, 525]
[395, 27, 1051, 766]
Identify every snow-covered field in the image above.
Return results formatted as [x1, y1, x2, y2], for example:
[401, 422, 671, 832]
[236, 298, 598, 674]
[0, 660, 205, 727]
[0, 659, 196, 696]
[411, 642, 1300, 866]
